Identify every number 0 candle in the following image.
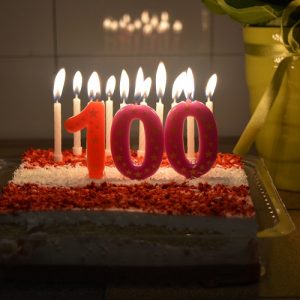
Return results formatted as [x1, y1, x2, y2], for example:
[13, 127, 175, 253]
[65, 72, 105, 179]
[53, 68, 66, 162]
[111, 104, 164, 180]
[165, 100, 218, 178]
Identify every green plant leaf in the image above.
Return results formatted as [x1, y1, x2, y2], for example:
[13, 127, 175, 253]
[202, 0, 285, 24]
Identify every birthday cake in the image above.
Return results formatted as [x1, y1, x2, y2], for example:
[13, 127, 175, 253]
[0, 149, 260, 284]
[0, 149, 255, 217]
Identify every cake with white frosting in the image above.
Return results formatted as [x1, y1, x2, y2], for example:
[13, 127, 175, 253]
[0, 149, 255, 217]
[0, 149, 259, 285]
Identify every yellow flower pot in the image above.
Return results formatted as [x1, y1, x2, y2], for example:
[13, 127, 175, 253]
[244, 27, 300, 191]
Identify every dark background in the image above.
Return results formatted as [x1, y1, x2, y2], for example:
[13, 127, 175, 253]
[0, 0, 248, 140]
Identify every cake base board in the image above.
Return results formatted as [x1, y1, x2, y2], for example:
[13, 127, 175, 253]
[0, 211, 260, 285]
[0, 264, 260, 287]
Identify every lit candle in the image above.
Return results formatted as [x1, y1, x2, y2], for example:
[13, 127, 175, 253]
[155, 62, 166, 124]
[72, 71, 83, 156]
[138, 77, 152, 157]
[184, 68, 195, 159]
[105, 75, 116, 156]
[120, 70, 129, 109]
[171, 71, 186, 108]
[65, 72, 105, 179]
[52, 68, 66, 162]
[205, 74, 217, 113]
[134, 67, 144, 103]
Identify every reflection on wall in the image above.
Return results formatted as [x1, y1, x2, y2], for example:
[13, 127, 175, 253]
[102, 10, 183, 53]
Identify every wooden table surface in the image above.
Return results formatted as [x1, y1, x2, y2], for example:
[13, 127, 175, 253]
[0, 139, 299, 300]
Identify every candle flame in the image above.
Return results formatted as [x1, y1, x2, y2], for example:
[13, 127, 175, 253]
[143, 77, 152, 100]
[87, 71, 101, 100]
[53, 68, 66, 101]
[73, 71, 82, 97]
[134, 67, 144, 100]
[120, 70, 129, 100]
[205, 74, 217, 100]
[106, 75, 116, 98]
[172, 71, 186, 100]
[184, 67, 194, 100]
[156, 62, 166, 100]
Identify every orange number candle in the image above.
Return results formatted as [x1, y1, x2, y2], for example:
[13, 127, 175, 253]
[65, 72, 105, 179]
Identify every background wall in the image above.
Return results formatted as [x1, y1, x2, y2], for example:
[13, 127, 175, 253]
[0, 0, 249, 140]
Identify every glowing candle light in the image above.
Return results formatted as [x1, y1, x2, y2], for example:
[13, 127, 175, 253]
[105, 75, 116, 155]
[120, 70, 129, 109]
[53, 68, 66, 162]
[65, 72, 105, 179]
[155, 62, 166, 124]
[184, 68, 195, 159]
[138, 76, 152, 157]
[72, 71, 83, 156]
[171, 71, 186, 108]
[205, 73, 217, 113]
[134, 67, 144, 103]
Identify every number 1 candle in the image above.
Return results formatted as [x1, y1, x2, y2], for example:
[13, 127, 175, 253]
[72, 71, 83, 155]
[53, 68, 66, 162]
[65, 72, 105, 179]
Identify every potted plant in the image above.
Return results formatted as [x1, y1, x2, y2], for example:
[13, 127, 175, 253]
[202, 0, 300, 191]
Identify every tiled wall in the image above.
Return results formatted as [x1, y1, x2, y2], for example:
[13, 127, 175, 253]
[0, 0, 249, 139]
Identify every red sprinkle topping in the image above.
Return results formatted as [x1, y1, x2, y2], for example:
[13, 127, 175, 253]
[0, 182, 254, 217]
[22, 149, 243, 169]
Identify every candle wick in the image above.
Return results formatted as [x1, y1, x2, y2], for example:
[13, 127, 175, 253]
[158, 97, 162, 103]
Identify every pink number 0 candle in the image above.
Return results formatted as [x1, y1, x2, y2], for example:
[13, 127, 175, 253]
[111, 104, 164, 180]
[164, 100, 218, 178]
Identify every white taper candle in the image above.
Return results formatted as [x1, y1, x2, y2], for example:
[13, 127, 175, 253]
[54, 101, 63, 161]
[72, 96, 82, 155]
[53, 68, 65, 162]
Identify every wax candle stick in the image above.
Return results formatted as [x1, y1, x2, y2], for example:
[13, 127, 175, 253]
[120, 69, 129, 109]
[184, 68, 195, 159]
[138, 77, 151, 157]
[205, 74, 217, 113]
[72, 71, 83, 155]
[65, 72, 105, 179]
[52, 68, 66, 162]
[155, 62, 166, 124]
[105, 75, 116, 156]
[171, 71, 186, 108]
